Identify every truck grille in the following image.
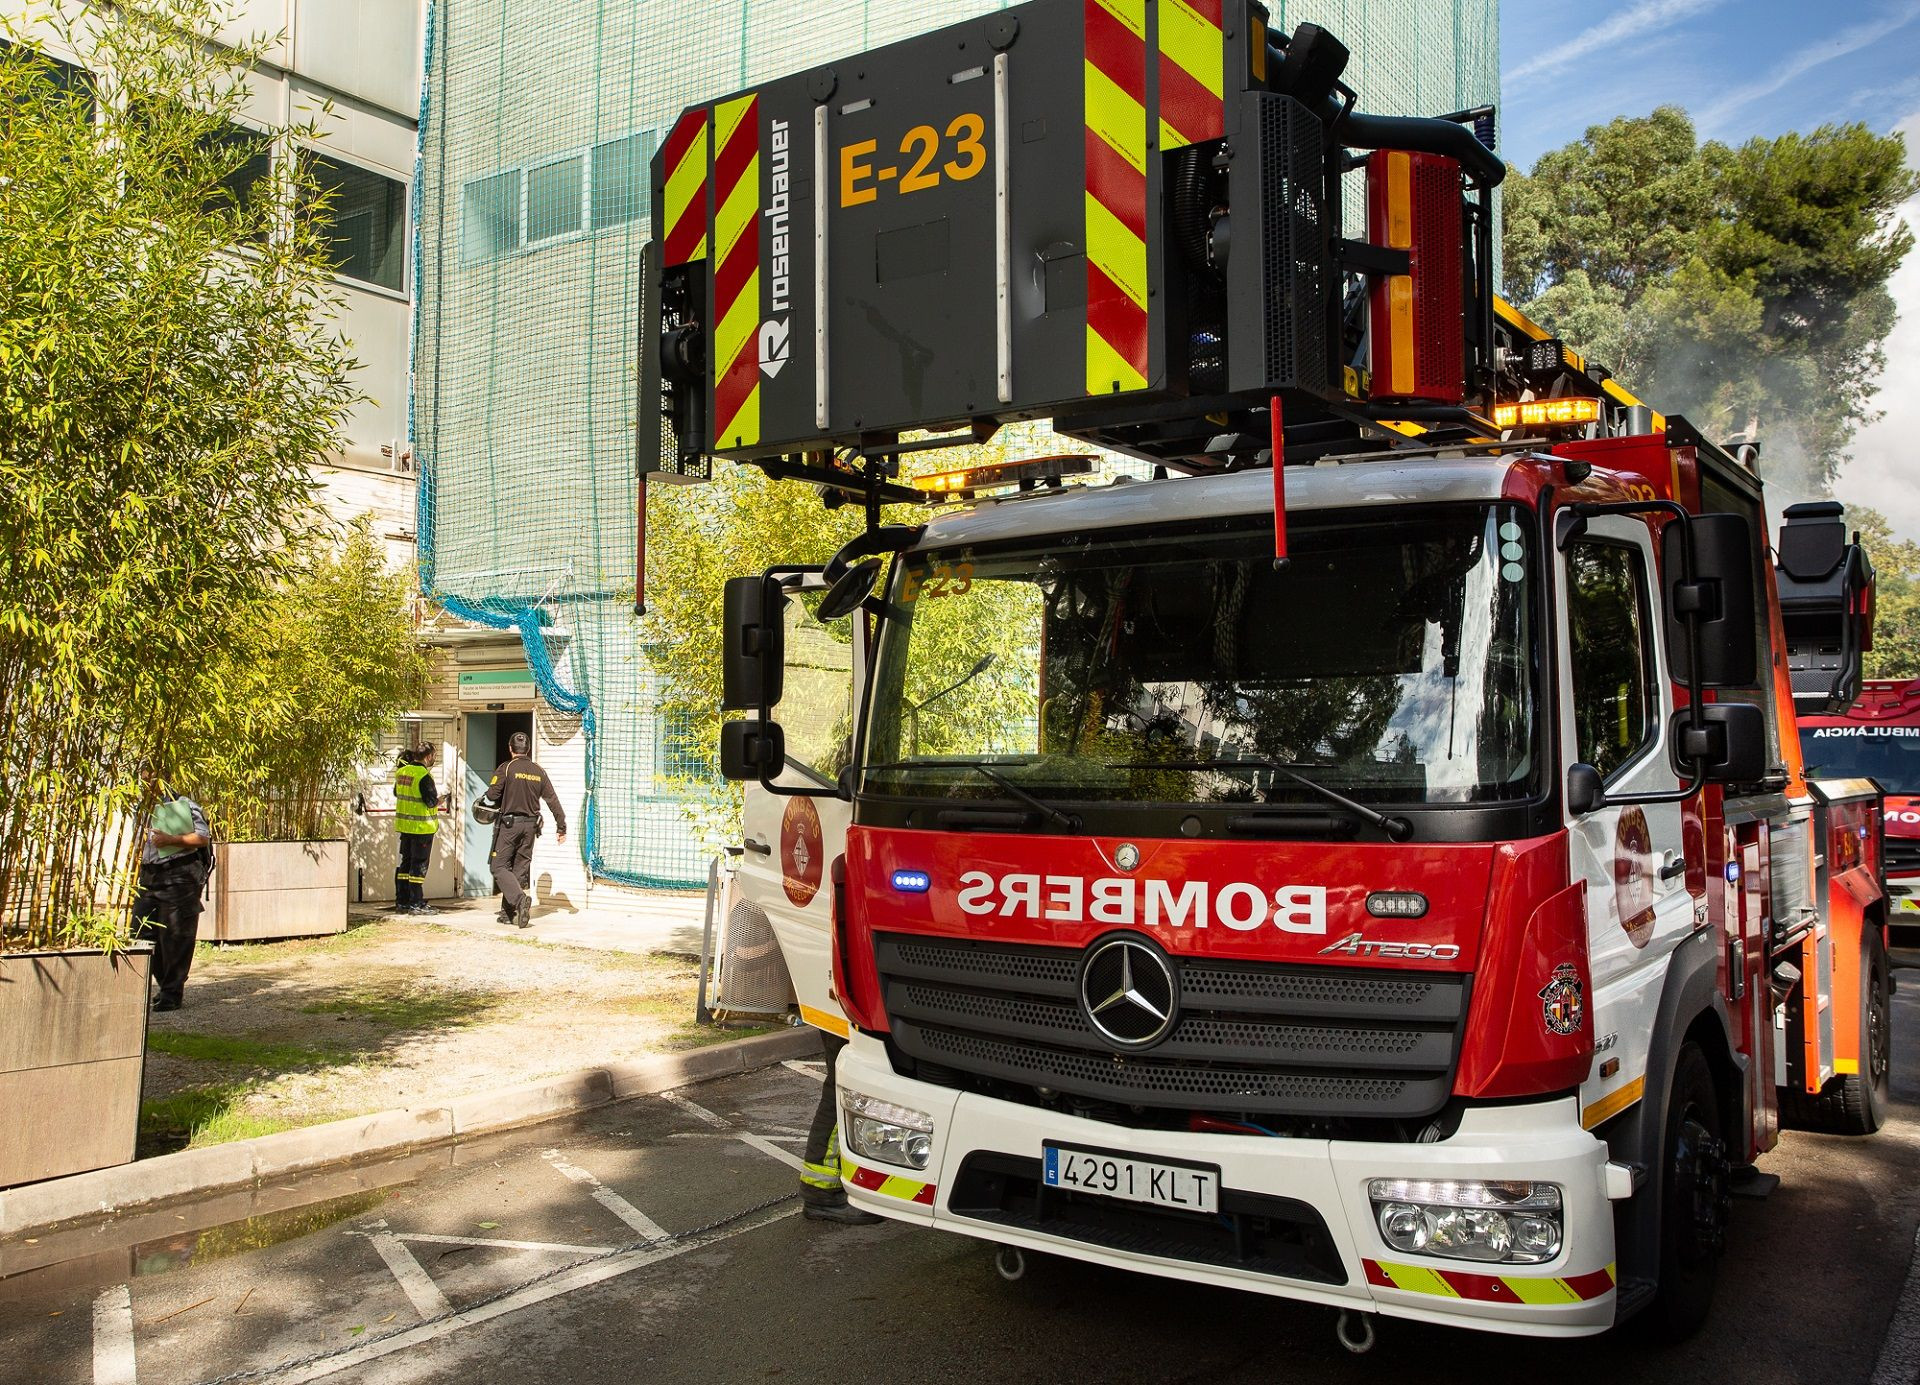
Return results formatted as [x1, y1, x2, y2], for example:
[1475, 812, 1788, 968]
[875, 933, 1468, 1120]
[1886, 839, 1920, 875]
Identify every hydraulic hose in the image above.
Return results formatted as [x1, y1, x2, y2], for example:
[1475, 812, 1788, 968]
[1324, 106, 1507, 187]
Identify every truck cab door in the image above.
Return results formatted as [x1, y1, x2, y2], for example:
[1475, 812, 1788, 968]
[1558, 515, 1696, 1127]
[732, 586, 860, 1036]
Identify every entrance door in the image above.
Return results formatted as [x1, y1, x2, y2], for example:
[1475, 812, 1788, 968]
[460, 711, 533, 898]
[1558, 515, 1695, 1127]
[732, 582, 859, 1034]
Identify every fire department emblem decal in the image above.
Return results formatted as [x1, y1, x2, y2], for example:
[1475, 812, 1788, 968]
[1539, 963, 1585, 1037]
[780, 796, 824, 908]
[1614, 806, 1658, 949]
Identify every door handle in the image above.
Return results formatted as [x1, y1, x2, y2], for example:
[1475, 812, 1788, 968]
[743, 837, 773, 855]
[1658, 854, 1686, 881]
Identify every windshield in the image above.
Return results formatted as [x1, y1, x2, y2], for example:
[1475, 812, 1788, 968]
[1800, 726, 1920, 792]
[861, 505, 1539, 808]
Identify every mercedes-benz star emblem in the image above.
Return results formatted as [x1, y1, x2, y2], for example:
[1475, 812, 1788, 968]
[1080, 937, 1178, 1048]
[1114, 843, 1140, 871]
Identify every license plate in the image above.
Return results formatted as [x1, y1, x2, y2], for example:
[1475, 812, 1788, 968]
[1043, 1143, 1219, 1214]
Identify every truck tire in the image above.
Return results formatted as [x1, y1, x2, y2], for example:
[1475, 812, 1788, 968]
[1779, 936, 1890, 1136]
[1650, 1043, 1729, 1341]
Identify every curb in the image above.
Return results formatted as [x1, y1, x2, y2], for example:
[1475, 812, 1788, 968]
[0, 1027, 820, 1243]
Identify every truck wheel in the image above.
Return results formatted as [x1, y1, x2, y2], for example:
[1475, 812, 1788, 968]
[1779, 937, 1890, 1135]
[1651, 1043, 1729, 1341]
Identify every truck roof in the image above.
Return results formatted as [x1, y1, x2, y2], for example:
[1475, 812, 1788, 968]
[914, 453, 1532, 550]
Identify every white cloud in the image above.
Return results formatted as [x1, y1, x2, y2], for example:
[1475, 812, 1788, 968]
[1504, 0, 1724, 85]
[1695, 3, 1920, 132]
[1832, 112, 1920, 538]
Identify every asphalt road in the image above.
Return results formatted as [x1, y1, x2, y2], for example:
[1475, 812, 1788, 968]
[7, 982, 1920, 1385]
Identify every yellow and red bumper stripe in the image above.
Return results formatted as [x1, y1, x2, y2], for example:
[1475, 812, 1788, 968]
[1156, 0, 1224, 150]
[1363, 1258, 1616, 1306]
[660, 105, 710, 267]
[1083, 0, 1150, 395]
[846, 1162, 937, 1206]
[711, 92, 761, 450]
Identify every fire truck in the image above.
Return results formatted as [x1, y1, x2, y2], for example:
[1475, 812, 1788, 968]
[639, 0, 1890, 1344]
[1799, 675, 1920, 943]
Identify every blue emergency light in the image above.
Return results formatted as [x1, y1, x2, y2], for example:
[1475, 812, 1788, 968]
[891, 869, 932, 893]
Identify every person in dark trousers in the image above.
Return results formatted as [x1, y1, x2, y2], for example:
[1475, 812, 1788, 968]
[393, 744, 441, 915]
[481, 730, 566, 928]
[800, 1033, 882, 1224]
[132, 773, 212, 1012]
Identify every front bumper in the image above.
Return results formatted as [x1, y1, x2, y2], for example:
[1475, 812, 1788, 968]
[836, 1033, 1618, 1337]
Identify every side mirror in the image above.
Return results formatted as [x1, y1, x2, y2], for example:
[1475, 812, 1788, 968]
[722, 575, 785, 710]
[818, 557, 882, 621]
[1566, 763, 1606, 816]
[719, 718, 786, 781]
[1662, 513, 1757, 688]
[1669, 703, 1767, 784]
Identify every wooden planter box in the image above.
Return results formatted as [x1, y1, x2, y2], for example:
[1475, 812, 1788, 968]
[207, 840, 349, 942]
[0, 945, 151, 1188]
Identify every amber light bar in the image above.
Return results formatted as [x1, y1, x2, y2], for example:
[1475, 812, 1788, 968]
[1492, 397, 1604, 430]
[911, 453, 1094, 497]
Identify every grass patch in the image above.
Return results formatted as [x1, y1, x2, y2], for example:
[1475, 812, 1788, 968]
[194, 918, 393, 966]
[301, 984, 503, 1029]
[148, 1031, 343, 1069]
[664, 1021, 776, 1049]
[138, 1083, 312, 1157]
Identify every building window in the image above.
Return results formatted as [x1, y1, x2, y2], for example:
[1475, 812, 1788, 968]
[654, 710, 713, 783]
[1567, 540, 1656, 781]
[462, 168, 521, 262]
[591, 130, 654, 230]
[204, 121, 273, 227]
[526, 154, 583, 244]
[304, 153, 407, 292]
[1, 39, 93, 121]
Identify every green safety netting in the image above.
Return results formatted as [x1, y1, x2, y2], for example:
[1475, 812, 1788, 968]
[409, 0, 1499, 890]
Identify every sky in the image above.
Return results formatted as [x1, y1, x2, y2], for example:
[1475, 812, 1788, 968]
[1499, 0, 1920, 535]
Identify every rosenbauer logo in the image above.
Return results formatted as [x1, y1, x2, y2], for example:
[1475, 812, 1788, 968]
[758, 115, 792, 381]
[955, 870, 1327, 934]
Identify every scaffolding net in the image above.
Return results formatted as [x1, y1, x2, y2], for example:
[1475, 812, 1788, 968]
[410, 0, 1500, 891]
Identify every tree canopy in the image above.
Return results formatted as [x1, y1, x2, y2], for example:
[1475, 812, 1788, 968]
[1504, 109, 1915, 498]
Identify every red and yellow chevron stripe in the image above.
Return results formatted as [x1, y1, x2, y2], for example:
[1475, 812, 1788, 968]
[846, 1162, 937, 1206]
[712, 92, 761, 450]
[1083, 0, 1149, 395]
[660, 106, 709, 267]
[1362, 1258, 1617, 1306]
[1157, 0, 1225, 150]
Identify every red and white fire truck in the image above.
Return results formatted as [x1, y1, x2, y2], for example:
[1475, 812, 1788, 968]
[640, 0, 1890, 1344]
[1800, 677, 1920, 939]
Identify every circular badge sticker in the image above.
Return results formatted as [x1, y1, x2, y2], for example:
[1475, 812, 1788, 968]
[780, 796, 825, 908]
[1614, 805, 1657, 949]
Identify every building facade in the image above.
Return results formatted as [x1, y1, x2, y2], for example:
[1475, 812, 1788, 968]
[412, 0, 1501, 903]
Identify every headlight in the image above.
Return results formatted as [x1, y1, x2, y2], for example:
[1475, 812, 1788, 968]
[1368, 1179, 1563, 1264]
[842, 1089, 935, 1171]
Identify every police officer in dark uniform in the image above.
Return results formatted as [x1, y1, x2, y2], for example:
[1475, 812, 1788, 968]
[480, 730, 566, 928]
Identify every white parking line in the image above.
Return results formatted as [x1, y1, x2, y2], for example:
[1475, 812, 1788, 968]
[398, 1232, 614, 1256]
[781, 1060, 827, 1083]
[274, 1203, 801, 1384]
[92, 1284, 136, 1385]
[735, 1131, 807, 1174]
[542, 1151, 672, 1243]
[1873, 1224, 1920, 1384]
[661, 1091, 732, 1128]
[358, 1223, 453, 1320]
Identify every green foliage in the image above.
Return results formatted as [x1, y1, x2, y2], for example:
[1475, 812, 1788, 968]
[148, 1030, 344, 1068]
[0, 3, 362, 948]
[299, 984, 504, 1029]
[1849, 508, 1920, 681]
[174, 521, 430, 842]
[138, 1082, 313, 1156]
[1504, 108, 1916, 493]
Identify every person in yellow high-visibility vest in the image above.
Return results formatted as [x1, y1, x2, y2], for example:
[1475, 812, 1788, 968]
[392, 745, 441, 914]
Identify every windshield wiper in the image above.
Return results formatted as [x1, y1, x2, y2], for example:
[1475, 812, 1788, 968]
[1116, 758, 1413, 841]
[863, 758, 1082, 832]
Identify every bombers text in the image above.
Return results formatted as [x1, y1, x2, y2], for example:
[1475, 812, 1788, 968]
[955, 871, 1327, 933]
